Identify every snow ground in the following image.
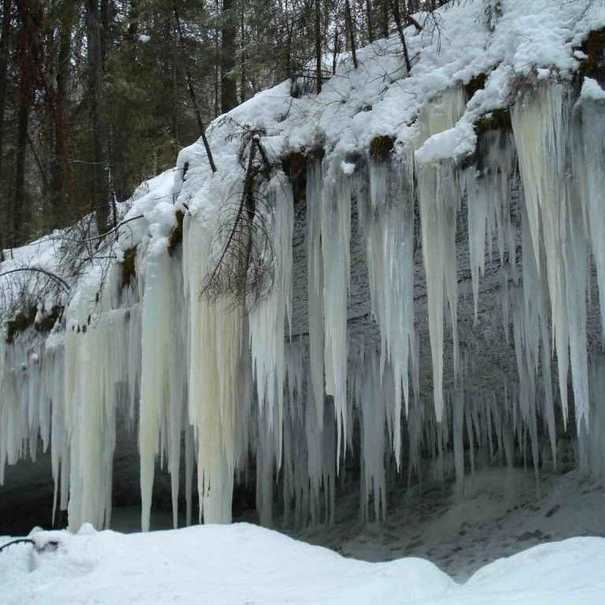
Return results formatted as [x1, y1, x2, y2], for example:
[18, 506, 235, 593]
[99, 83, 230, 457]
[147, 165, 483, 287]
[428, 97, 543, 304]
[1, 522, 605, 605]
[2, 469, 605, 603]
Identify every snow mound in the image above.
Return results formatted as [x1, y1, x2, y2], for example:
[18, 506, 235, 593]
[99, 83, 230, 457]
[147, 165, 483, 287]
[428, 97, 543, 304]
[1, 524, 605, 604]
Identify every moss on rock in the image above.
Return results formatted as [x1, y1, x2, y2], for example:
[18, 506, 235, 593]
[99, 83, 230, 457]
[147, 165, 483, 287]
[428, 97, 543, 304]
[168, 210, 185, 256]
[121, 246, 138, 290]
[6, 306, 37, 344]
[369, 135, 394, 161]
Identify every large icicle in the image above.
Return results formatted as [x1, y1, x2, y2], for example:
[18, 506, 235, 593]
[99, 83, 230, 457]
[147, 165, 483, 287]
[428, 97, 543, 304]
[139, 245, 188, 531]
[366, 155, 416, 465]
[64, 306, 132, 531]
[249, 174, 294, 466]
[576, 80, 605, 339]
[415, 88, 466, 421]
[320, 158, 352, 464]
[512, 83, 590, 429]
[183, 213, 246, 524]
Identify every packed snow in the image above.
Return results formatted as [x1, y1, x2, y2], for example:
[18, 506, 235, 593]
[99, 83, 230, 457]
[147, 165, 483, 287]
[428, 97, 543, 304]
[2, 0, 605, 572]
[1, 522, 605, 604]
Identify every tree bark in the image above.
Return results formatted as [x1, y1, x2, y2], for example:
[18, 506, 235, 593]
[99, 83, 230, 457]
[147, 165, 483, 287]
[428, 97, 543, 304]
[314, 0, 321, 93]
[344, 0, 358, 69]
[86, 0, 111, 234]
[392, 0, 411, 73]
[49, 0, 76, 230]
[220, 0, 237, 112]
[366, 0, 374, 43]
[377, 0, 389, 38]
[13, 0, 40, 247]
[0, 0, 13, 255]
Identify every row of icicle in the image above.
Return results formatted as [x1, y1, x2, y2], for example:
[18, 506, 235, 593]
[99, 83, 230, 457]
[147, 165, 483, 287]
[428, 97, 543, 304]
[1, 79, 605, 530]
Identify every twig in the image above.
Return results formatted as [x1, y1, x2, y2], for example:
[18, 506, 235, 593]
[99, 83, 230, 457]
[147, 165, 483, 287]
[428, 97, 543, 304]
[0, 539, 35, 553]
[79, 214, 144, 243]
[0, 268, 71, 291]
[202, 140, 258, 298]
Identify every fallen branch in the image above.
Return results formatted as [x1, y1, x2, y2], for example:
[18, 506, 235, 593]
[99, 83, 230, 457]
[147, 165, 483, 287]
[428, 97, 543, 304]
[0, 268, 71, 291]
[0, 539, 35, 553]
[80, 214, 144, 244]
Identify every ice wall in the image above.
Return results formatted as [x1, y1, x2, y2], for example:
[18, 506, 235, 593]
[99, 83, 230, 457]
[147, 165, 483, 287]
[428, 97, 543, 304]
[3, 75, 605, 531]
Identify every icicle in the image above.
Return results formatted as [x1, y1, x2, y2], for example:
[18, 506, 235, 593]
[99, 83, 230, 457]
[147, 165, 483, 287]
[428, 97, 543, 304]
[584, 355, 605, 479]
[512, 83, 590, 431]
[183, 213, 246, 524]
[306, 158, 325, 428]
[64, 308, 131, 531]
[452, 389, 465, 493]
[576, 81, 605, 341]
[366, 155, 416, 466]
[463, 130, 516, 321]
[415, 88, 466, 421]
[249, 174, 294, 468]
[354, 343, 387, 522]
[139, 247, 187, 531]
[320, 158, 352, 466]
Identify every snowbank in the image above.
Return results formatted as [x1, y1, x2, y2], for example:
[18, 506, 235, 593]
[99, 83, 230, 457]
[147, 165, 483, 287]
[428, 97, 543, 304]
[1, 524, 604, 604]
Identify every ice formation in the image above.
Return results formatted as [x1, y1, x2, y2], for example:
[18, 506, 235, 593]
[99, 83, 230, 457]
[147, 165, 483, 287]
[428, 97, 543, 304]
[2, 1, 605, 533]
[414, 88, 466, 422]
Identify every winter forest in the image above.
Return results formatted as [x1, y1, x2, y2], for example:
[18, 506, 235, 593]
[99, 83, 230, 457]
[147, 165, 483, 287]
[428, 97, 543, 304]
[2, 0, 605, 603]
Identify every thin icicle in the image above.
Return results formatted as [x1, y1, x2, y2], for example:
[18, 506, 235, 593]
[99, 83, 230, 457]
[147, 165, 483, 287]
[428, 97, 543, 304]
[320, 158, 352, 467]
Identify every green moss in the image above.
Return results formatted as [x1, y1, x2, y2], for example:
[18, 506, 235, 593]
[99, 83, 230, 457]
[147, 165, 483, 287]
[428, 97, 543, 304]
[121, 246, 138, 290]
[465, 73, 487, 99]
[168, 210, 185, 256]
[579, 29, 605, 80]
[369, 135, 394, 161]
[474, 108, 512, 136]
[6, 306, 37, 344]
[35, 306, 63, 334]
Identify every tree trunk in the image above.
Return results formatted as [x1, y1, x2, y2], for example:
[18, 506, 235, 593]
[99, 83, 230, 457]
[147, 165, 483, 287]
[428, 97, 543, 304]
[12, 0, 39, 247]
[220, 0, 237, 113]
[392, 0, 411, 73]
[344, 0, 358, 69]
[366, 0, 374, 43]
[49, 0, 76, 230]
[314, 0, 321, 93]
[86, 0, 111, 234]
[13, 94, 30, 247]
[0, 0, 13, 255]
[377, 0, 389, 38]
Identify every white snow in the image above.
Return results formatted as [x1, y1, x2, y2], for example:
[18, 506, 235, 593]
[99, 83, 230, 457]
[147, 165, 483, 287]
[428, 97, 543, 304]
[1, 522, 604, 604]
[582, 77, 605, 101]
